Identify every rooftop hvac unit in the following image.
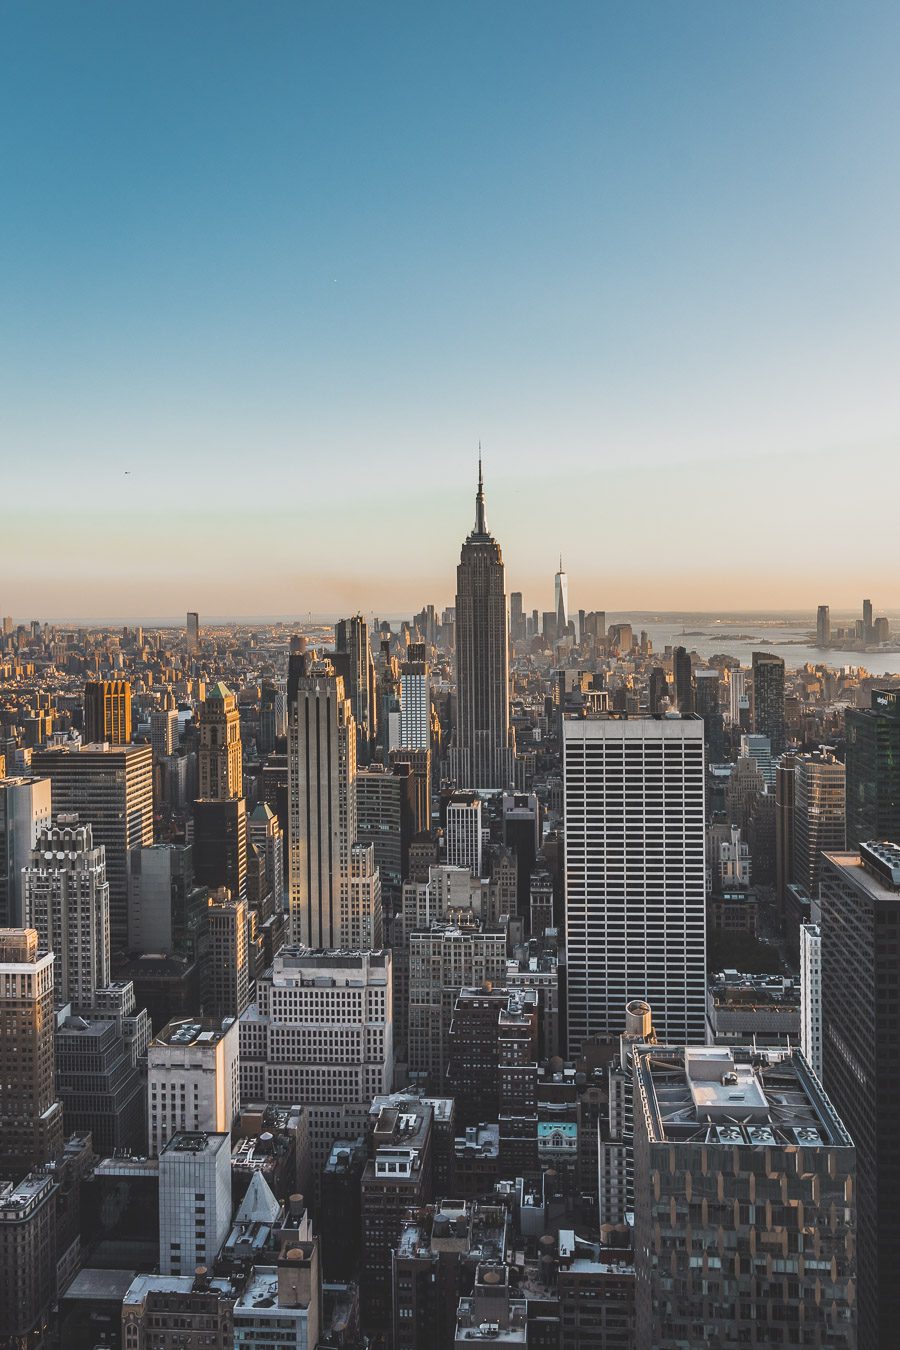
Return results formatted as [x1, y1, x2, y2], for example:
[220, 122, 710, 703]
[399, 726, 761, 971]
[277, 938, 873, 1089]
[715, 1125, 744, 1144]
[746, 1126, 776, 1145]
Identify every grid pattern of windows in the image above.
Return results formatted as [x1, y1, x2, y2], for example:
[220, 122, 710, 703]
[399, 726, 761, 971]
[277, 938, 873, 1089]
[564, 717, 707, 1050]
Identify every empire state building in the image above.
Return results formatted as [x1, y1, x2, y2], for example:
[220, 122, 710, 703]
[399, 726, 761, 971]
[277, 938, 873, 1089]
[450, 460, 514, 790]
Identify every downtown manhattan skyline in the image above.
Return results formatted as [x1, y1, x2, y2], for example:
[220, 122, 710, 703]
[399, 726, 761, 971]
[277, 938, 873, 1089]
[2, 1, 900, 618]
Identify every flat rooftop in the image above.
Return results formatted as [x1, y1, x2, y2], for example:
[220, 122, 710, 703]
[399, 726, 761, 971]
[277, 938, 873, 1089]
[151, 1016, 235, 1048]
[634, 1045, 852, 1148]
[825, 844, 900, 895]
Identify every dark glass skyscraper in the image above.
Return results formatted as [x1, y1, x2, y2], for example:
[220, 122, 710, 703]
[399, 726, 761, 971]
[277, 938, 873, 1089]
[846, 689, 900, 849]
[450, 461, 513, 789]
[821, 841, 900, 1350]
[752, 651, 786, 755]
[672, 646, 693, 714]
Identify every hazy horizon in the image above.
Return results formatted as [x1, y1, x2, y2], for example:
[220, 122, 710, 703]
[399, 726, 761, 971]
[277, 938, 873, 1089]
[3, 2, 899, 613]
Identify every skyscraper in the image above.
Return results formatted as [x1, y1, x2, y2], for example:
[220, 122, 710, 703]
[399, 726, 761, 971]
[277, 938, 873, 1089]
[335, 614, 377, 762]
[672, 647, 693, 714]
[186, 611, 200, 656]
[287, 650, 359, 949]
[147, 1016, 239, 1157]
[158, 1131, 232, 1277]
[450, 460, 513, 791]
[821, 841, 900, 1350]
[0, 929, 63, 1175]
[193, 797, 247, 902]
[84, 679, 133, 745]
[792, 749, 845, 897]
[693, 668, 723, 762]
[399, 646, 431, 752]
[32, 742, 154, 953]
[207, 890, 249, 1020]
[509, 591, 525, 642]
[0, 776, 52, 928]
[554, 556, 568, 635]
[800, 920, 822, 1076]
[816, 604, 831, 646]
[564, 714, 707, 1050]
[863, 597, 874, 642]
[845, 688, 900, 849]
[751, 650, 786, 755]
[23, 818, 110, 1007]
[198, 681, 243, 800]
[632, 1044, 856, 1350]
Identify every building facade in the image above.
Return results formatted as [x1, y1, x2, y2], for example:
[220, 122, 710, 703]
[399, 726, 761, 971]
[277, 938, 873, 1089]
[450, 462, 513, 790]
[23, 818, 110, 1007]
[563, 715, 707, 1050]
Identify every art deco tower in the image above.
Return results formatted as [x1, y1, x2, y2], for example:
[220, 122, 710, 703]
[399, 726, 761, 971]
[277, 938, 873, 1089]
[198, 681, 243, 799]
[451, 460, 513, 790]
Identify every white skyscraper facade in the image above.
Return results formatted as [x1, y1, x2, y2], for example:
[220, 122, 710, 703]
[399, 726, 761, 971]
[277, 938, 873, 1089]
[445, 793, 483, 876]
[23, 817, 110, 1007]
[399, 661, 431, 751]
[800, 920, 822, 1076]
[563, 715, 707, 1051]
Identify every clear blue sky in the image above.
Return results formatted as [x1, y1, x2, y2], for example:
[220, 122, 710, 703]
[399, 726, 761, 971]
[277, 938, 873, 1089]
[2, 1, 899, 620]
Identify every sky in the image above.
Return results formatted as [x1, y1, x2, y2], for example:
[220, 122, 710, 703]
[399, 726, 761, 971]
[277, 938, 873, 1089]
[2, 1, 900, 621]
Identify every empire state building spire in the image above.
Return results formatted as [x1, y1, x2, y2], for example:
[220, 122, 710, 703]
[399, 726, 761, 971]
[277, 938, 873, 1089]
[474, 447, 487, 536]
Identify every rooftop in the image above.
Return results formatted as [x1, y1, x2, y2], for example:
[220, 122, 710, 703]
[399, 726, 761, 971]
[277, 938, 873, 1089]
[824, 847, 900, 899]
[634, 1045, 852, 1148]
[151, 1016, 235, 1048]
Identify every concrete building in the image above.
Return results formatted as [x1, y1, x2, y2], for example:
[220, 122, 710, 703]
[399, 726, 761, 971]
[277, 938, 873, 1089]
[150, 704, 179, 760]
[800, 921, 822, 1076]
[408, 922, 509, 1082]
[821, 841, 900, 1350]
[23, 817, 110, 1006]
[129, 842, 207, 956]
[56, 1008, 146, 1154]
[84, 679, 133, 745]
[0, 929, 63, 1175]
[248, 802, 284, 910]
[0, 775, 52, 928]
[361, 1096, 434, 1330]
[32, 741, 153, 953]
[198, 681, 243, 800]
[356, 764, 415, 912]
[0, 1171, 61, 1349]
[233, 1244, 322, 1350]
[158, 1130, 233, 1276]
[450, 461, 514, 790]
[286, 652, 358, 949]
[563, 715, 707, 1050]
[147, 1016, 240, 1157]
[445, 791, 483, 876]
[400, 646, 431, 752]
[122, 1271, 239, 1350]
[207, 890, 250, 1020]
[239, 948, 393, 1184]
[633, 1043, 856, 1350]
